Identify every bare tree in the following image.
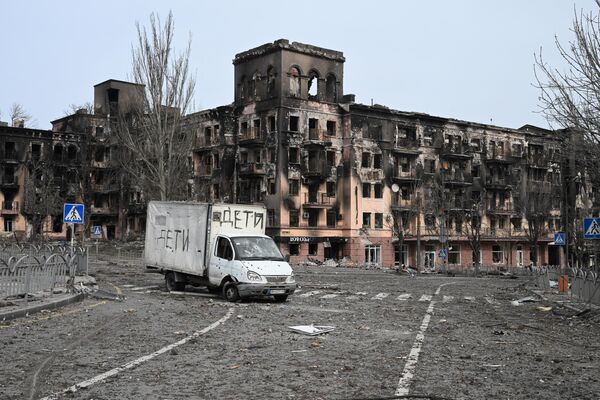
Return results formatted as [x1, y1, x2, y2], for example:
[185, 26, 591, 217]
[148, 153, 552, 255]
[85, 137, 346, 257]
[64, 102, 94, 116]
[114, 11, 196, 201]
[9, 103, 33, 127]
[515, 181, 554, 266]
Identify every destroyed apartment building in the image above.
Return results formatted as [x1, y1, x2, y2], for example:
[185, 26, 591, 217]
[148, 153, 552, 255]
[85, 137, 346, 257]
[0, 39, 591, 269]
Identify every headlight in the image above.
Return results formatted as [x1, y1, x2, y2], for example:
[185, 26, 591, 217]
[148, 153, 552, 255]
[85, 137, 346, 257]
[247, 271, 262, 282]
[286, 271, 295, 283]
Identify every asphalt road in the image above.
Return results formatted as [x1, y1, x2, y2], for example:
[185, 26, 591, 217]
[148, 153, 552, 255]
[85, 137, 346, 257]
[1, 261, 599, 400]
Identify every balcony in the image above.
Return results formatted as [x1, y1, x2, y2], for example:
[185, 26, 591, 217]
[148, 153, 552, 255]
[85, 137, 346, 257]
[91, 182, 119, 193]
[393, 169, 418, 182]
[195, 166, 213, 177]
[487, 204, 515, 215]
[1, 201, 19, 215]
[90, 205, 118, 216]
[364, 169, 384, 181]
[303, 192, 334, 208]
[442, 172, 472, 187]
[484, 151, 514, 164]
[0, 175, 18, 188]
[302, 159, 328, 177]
[127, 202, 146, 214]
[392, 138, 421, 155]
[485, 176, 512, 190]
[2, 150, 19, 163]
[239, 162, 266, 176]
[527, 153, 549, 169]
[239, 128, 265, 146]
[440, 144, 472, 160]
[194, 135, 220, 149]
[391, 198, 415, 211]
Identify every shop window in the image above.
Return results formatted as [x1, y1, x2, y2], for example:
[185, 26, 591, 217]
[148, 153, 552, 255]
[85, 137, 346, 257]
[289, 243, 300, 256]
[365, 245, 381, 265]
[492, 245, 504, 264]
[362, 183, 371, 198]
[448, 245, 461, 265]
[308, 243, 318, 256]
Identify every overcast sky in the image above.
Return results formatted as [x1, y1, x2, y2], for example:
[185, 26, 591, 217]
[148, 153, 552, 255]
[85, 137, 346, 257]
[0, 1, 595, 130]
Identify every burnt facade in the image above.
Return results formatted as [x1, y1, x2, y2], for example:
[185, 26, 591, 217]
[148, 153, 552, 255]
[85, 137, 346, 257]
[189, 39, 569, 269]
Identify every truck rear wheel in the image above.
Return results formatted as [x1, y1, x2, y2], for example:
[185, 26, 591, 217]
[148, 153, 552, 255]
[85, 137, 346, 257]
[223, 282, 240, 302]
[165, 272, 185, 292]
[274, 294, 288, 302]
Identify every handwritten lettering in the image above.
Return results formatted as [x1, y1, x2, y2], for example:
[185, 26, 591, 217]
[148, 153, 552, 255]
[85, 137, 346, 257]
[155, 228, 190, 252]
[217, 207, 264, 230]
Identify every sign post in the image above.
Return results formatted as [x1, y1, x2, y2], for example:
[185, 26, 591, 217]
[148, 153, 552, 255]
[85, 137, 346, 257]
[63, 203, 85, 248]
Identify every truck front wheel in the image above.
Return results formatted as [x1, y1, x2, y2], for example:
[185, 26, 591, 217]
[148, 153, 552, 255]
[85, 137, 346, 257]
[165, 272, 185, 292]
[274, 294, 288, 302]
[223, 282, 240, 302]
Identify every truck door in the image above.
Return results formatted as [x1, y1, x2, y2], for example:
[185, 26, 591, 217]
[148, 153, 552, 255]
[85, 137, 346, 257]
[209, 236, 234, 283]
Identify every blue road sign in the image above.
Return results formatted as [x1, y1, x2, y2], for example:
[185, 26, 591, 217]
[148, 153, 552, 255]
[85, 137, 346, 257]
[92, 225, 102, 236]
[439, 248, 448, 259]
[553, 232, 566, 246]
[583, 218, 600, 239]
[63, 203, 84, 224]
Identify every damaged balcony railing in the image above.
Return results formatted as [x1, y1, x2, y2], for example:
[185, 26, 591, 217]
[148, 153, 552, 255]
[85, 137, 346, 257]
[303, 192, 332, 205]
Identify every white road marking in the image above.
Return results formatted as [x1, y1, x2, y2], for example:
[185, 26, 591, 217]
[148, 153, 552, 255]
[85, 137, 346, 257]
[396, 283, 456, 397]
[397, 294, 412, 301]
[418, 294, 432, 302]
[372, 292, 389, 300]
[442, 295, 454, 303]
[39, 308, 234, 400]
[298, 290, 322, 298]
[321, 294, 339, 299]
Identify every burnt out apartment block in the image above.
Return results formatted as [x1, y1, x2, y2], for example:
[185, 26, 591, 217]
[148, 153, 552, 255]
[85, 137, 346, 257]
[189, 39, 569, 269]
[0, 80, 147, 241]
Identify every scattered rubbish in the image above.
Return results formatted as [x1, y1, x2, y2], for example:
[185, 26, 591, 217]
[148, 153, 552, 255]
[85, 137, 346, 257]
[549, 280, 558, 288]
[493, 330, 505, 335]
[536, 306, 553, 312]
[464, 296, 476, 301]
[575, 308, 591, 317]
[289, 325, 335, 336]
[483, 364, 504, 368]
[291, 350, 308, 353]
[229, 364, 240, 369]
[310, 341, 321, 348]
[439, 319, 447, 323]
[237, 315, 244, 319]
[511, 296, 538, 306]
[174, 331, 186, 335]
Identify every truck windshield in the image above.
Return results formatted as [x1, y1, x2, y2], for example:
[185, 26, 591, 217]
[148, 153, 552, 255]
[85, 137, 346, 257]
[231, 237, 284, 261]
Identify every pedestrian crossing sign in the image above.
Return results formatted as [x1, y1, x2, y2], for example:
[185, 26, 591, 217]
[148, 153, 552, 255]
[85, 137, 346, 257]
[553, 232, 566, 246]
[63, 203, 84, 224]
[92, 225, 102, 236]
[583, 218, 600, 239]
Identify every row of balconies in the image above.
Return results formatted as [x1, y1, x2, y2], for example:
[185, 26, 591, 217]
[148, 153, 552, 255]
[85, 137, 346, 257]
[1, 201, 18, 214]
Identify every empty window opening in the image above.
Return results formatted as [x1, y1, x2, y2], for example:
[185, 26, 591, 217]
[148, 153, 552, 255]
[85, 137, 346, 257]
[308, 243, 318, 256]
[362, 183, 371, 198]
[362, 212, 371, 228]
[308, 209, 319, 227]
[326, 151, 335, 167]
[373, 154, 382, 169]
[362, 152, 371, 168]
[375, 213, 383, 228]
[3, 217, 13, 232]
[308, 72, 319, 98]
[289, 243, 300, 256]
[267, 66, 276, 96]
[213, 184, 220, 200]
[325, 74, 337, 102]
[289, 209, 299, 227]
[107, 88, 119, 103]
[309, 118, 319, 140]
[374, 183, 383, 198]
[205, 127, 212, 143]
[52, 216, 63, 233]
[326, 120, 336, 136]
[67, 145, 77, 161]
[53, 144, 63, 162]
[213, 153, 220, 169]
[31, 143, 41, 160]
[492, 245, 504, 264]
[327, 210, 337, 227]
[289, 67, 301, 97]
[269, 116, 276, 132]
[4, 142, 16, 159]
[289, 148, 300, 164]
[253, 119, 261, 138]
[289, 116, 299, 132]
[326, 181, 336, 197]
[289, 179, 299, 196]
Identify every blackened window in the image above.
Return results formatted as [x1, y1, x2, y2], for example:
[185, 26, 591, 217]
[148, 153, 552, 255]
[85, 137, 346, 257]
[362, 183, 371, 198]
[289, 179, 299, 196]
[289, 210, 299, 227]
[289, 148, 300, 164]
[373, 154, 382, 169]
[375, 213, 383, 228]
[289, 116, 299, 132]
[363, 212, 371, 228]
[326, 120, 336, 136]
[326, 181, 336, 197]
[327, 210, 337, 227]
[289, 243, 299, 255]
[374, 183, 383, 198]
[308, 243, 318, 256]
[362, 152, 370, 168]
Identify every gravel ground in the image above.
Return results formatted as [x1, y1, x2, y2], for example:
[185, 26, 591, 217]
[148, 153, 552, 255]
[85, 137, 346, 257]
[0, 260, 599, 400]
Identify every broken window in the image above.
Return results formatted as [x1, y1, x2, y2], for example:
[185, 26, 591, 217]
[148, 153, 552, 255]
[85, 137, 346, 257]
[326, 181, 336, 197]
[512, 143, 522, 157]
[327, 210, 337, 227]
[240, 152, 247, 165]
[31, 143, 41, 160]
[326, 120, 336, 136]
[269, 148, 276, 163]
[289, 243, 300, 255]
[448, 245, 461, 265]
[289, 116, 299, 132]
[326, 151, 335, 167]
[373, 154, 382, 169]
[362, 212, 371, 228]
[95, 126, 104, 138]
[267, 209, 275, 227]
[308, 209, 318, 227]
[289, 67, 301, 98]
[4, 142, 16, 159]
[471, 164, 480, 178]
[374, 183, 383, 198]
[214, 153, 220, 169]
[492, 245, 503, 264]
[362, 183, 371, 198]
[325, 74, 337, 102]
[253, 119, 261, 139]
[67, 145, 77, 161]
[308, 243, 318, 256]
[269, 116, 276, 132]
[470, 138, 481, 152]
[267, 66, 276, 97]
[290, 210, 300, 227]
[205, 126, 212, 144]
[424, 159, 435, 173]
[3, 216, 14, 232]
[239, 76, 246, 99]
[289, 179, 299, 196]
[423, 131, 433, 146]
[309, 118, 319, 140]
[53, 144, 63, 162]
[401, 185, 410, 200]
[511, 217, 522, 231]
[374, 213, 383, 228]
[268, 179, 276, 195]
[368, 125, 382, 140]
[52, 216, 62, 233]
[251, 71, 259, 98]
[425, 214, 436, 229]
[289, 148, 300, 164]
[400, 157, 409, 173]
[308, 70, 319, 99]
[362, 152, 371, 168]
[472, 190, 481, 203]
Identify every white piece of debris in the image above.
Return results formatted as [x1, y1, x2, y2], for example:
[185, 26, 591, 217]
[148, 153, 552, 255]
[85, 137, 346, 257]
[289, 325, 335, 336]
[511, 296, 538, 306]
[549, 280, 558, 288]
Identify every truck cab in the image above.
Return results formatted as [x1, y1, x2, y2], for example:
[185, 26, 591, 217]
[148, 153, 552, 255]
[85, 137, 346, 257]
[209, 234, 296, 302]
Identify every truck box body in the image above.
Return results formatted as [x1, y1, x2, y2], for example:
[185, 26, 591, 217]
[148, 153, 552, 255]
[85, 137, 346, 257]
[144, 202, 269, 277]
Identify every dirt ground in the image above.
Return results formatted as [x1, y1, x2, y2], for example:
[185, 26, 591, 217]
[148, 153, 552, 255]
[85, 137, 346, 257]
[1, 259, 599, 400]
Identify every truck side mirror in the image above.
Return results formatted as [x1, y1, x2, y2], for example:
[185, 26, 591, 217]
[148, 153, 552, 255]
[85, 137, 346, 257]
[284, 254, 290, 262]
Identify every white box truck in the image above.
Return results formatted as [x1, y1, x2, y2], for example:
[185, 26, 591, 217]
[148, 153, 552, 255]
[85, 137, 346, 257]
[144, 202, 296, 302]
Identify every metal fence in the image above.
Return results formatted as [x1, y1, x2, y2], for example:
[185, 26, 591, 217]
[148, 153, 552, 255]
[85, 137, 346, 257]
[87, 245, 144, 266]
[0, 244, 87, 299]
[570, 268, 600, 306]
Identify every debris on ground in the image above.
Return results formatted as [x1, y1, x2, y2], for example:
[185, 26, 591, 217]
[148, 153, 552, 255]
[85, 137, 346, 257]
[536, 306, 553, 312]
[511, 296, 538, 306]
[288, 325, 335, 336]
[549, 280, 558, 288]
